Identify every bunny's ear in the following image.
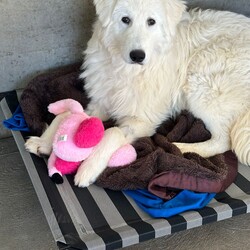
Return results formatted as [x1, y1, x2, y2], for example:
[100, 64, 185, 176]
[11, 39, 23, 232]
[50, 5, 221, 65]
[93, 0, 117, 27]
[48, 99, 84, 115]
[74, 117, 104, 148]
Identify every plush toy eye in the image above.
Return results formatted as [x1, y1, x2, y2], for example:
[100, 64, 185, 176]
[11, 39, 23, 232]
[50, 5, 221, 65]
[147, 18, 156, 26]
[121, 16, 131, 25]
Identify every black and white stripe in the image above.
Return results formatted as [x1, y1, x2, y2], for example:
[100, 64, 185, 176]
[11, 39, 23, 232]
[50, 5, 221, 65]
[1, 91, 250, 250]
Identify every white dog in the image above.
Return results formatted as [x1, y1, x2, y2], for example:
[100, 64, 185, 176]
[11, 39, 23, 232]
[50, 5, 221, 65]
[25, 0, 250, 187]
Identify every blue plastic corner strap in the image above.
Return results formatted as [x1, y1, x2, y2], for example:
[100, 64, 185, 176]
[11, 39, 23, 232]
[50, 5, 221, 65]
[2, 105, 30, 132]
[124, 189, 215, 218]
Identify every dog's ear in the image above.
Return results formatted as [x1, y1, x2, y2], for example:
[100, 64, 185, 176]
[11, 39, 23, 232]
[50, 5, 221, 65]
[93, 0, 117, 27]
[163, 0, 186, 36]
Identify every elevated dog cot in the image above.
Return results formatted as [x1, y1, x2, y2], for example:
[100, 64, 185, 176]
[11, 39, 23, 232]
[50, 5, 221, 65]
[1, 90, 250, 250]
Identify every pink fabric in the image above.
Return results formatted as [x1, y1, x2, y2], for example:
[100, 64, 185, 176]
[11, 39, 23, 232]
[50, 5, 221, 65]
[53, 114, 93, 162]
[74, 117, 104, 148]
[108, 144, 137, 167]
[47, 151, 61, 177]
[55, 157, 80, 175]
[49, 98, 137, 177]
[48, 99, 88, 116]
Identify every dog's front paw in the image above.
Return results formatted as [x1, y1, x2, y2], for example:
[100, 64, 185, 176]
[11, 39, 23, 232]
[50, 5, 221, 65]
[25, 137, 52, 156]
[74, 169, 95, 188]
[74, 158, 106, 188]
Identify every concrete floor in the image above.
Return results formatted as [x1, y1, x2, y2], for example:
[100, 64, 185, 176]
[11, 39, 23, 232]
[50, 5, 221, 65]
[0, 133, 250, 250]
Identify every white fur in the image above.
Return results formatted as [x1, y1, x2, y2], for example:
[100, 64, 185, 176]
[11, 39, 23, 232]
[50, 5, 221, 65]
[26, 0, 250, 187]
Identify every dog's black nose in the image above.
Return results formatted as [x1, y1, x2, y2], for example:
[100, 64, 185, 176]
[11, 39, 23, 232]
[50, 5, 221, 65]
[130, 50, 146, 63]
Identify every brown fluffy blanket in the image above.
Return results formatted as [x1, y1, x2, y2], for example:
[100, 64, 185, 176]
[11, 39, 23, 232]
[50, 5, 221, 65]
[20, 63, 86, 136]
[20, 64, 238, 196]
[99, 114, 237, 198]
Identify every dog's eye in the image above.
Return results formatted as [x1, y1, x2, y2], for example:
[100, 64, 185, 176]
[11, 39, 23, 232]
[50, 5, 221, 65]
[147, 18, 156, 26]
[121, 16, 131, 25]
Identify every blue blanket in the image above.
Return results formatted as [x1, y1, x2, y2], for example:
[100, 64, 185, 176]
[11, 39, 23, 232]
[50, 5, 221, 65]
[125, 189, 215, 218]
[3, 105, 30, 132]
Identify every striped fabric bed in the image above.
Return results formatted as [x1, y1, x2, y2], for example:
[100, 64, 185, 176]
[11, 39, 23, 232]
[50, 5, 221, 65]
[1, 90, 250, 250]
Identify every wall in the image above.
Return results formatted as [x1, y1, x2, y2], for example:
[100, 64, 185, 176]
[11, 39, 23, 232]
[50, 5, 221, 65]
[0, 0, 95, 92]
[0, 0, 249, 92]
[186, 0, 250, 16]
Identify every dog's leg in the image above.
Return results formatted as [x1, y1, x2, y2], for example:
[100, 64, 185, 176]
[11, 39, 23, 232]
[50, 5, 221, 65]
[230, 110, 250, 166]
[173, 137, 231, 158]
[74, 127, 127, 187]
[25, 112, 70, 156]
[173, 121, 231, 158]
[74, 119, 155, 187]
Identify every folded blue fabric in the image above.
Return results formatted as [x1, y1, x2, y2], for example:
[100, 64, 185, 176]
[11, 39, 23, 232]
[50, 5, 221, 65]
[124, 189, 215, 218]
[3, 105, 30, 132]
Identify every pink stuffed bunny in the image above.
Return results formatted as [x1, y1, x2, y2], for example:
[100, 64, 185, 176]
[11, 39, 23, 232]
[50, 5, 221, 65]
[47, 99, 137, 184]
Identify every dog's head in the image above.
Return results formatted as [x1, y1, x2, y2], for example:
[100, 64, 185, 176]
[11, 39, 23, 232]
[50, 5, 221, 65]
[93, 0, 186, 65]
